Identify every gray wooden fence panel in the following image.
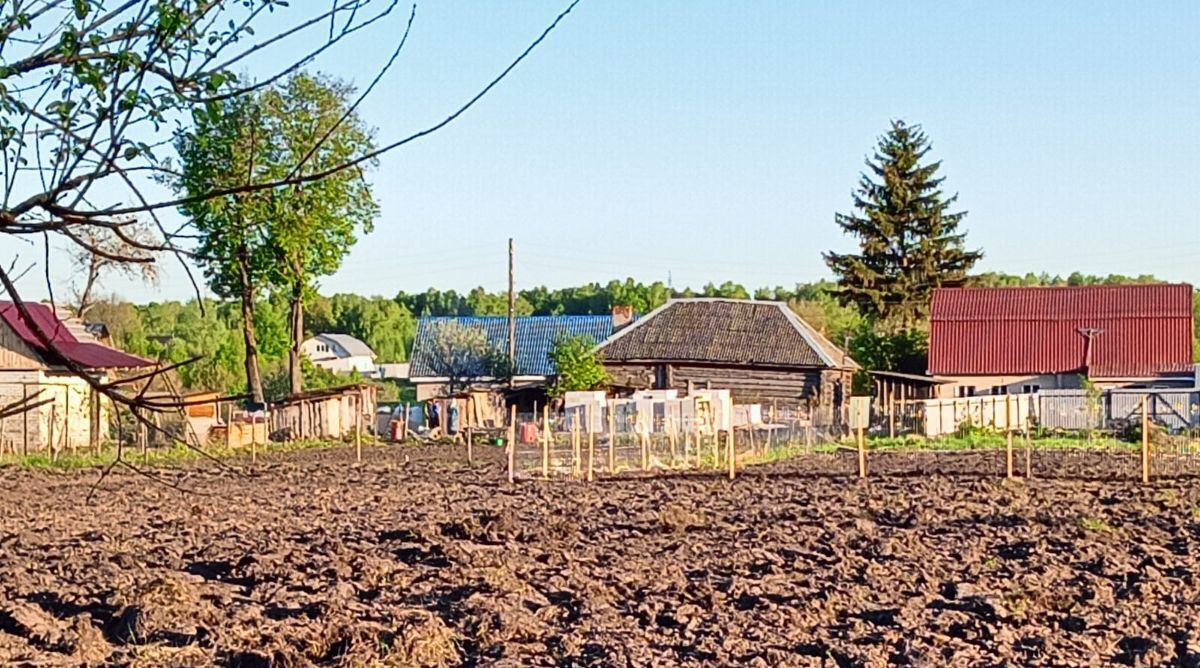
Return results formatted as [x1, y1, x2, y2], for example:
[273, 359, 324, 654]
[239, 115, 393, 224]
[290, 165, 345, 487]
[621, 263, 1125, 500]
[1111, 391, 1199, 430]
[1037, 391, 1100, 430]
[1040, 389, 1199, 431]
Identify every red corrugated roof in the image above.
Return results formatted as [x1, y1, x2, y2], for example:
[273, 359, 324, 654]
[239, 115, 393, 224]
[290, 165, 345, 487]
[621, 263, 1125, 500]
[0, 301, 156, 369]
[929, 284, 1195, 378]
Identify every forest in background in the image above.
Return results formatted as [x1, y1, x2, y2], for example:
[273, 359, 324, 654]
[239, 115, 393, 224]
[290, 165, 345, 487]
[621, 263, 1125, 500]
[84, 272, 1200, 397]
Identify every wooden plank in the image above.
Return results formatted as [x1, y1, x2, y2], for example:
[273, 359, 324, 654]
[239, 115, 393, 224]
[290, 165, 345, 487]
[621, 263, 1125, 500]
[1142, 395, 1150, 484]
[1005, 395, 1014, 479]
[727, 429, 735, 480]
[587, 432, 595, 481]
[541, 406, 549, 479]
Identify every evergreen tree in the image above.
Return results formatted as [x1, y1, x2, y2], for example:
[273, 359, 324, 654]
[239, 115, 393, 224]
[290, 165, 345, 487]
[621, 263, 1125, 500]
[824, 120, 981, 331]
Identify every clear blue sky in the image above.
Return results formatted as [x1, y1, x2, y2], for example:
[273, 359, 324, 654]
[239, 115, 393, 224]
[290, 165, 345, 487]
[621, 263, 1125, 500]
[12, 1, 1200, 303]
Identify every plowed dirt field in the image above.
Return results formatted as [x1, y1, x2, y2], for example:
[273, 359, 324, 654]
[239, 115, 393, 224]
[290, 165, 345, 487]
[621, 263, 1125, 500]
[2, 445, 1199, 666]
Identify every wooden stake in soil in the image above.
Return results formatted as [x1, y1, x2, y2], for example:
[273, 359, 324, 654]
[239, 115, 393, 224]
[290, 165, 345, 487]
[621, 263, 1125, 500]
[402, 402, 410, 441]
[21, 384, 28, 455]
[507, 404, 516, 484]
[1005, 395, 1014, 479]
[47, 403, 58, 461]
[467, 427, 474, 466]
[1024, 419, 1033, 479]
[571, 421, 580, 477]
[541, 405, 550, 479]
[587, 431, 595, 482]
[607, 401, 616, 473]
[65, 390, 73, 454]
[888, 393, 895, 439]
[727, 429, 736, 480]
[355, 392, 364, 463]
[139, 412, 148, 465]
[856, 425, 866, 478]
[1141, 394, 1150, 484]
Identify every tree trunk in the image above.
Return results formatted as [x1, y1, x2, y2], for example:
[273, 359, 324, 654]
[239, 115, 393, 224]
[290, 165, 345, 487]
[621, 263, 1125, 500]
[288, 280, 304, 396]
[238, 252, 265, 406]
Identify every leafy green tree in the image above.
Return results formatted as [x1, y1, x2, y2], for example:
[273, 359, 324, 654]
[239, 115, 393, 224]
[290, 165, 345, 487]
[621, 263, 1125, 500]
[464, 287, 510, 315]
[259, 73, 379, 395]
[177, 72, 379, 400]
[1193, 290, 1200, 362]
[548, 335, 608, 396]
[825, 120, 981, 332]
[332, 296, 416, 363]
[786, 295, 862, 346]
[0, 0, 580, 421]
[175, 95, 277, 404]
[849, 325, 928, 375]
[701, 281, 751, 300]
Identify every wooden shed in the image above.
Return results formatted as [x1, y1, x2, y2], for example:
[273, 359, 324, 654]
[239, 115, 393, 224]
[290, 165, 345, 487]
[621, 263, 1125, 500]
[596, 298, 858, 423]
[268, 384, 378, 441]
[0, 301, 156, 455]
[141, 390, 224, 448]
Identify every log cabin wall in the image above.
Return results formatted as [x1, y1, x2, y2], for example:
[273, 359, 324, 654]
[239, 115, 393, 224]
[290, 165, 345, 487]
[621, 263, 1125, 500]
[605, 361, 845, 419]
[669, 364, 823, 403]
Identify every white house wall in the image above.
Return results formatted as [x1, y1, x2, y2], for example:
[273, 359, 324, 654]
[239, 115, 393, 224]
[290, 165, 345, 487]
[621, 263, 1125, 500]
[934, 374, 1079, 399]
[312, 356, 378, 376]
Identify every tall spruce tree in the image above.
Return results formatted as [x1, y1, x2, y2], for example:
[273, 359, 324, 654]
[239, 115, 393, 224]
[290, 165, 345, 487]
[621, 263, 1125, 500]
[824, 121, 981, 331]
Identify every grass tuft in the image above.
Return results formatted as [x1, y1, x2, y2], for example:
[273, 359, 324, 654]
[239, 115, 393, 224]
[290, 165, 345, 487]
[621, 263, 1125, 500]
[1080, 517, 1114, 533]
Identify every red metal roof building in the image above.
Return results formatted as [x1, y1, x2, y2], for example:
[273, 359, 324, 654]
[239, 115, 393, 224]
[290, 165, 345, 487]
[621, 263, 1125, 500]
[0, 301, 155, 370]
[929, 284, 1195, 382]
[0, 301, 156, 454]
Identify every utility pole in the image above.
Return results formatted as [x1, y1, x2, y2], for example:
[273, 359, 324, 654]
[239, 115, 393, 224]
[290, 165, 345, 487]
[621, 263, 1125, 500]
[508, 238, 516, 388]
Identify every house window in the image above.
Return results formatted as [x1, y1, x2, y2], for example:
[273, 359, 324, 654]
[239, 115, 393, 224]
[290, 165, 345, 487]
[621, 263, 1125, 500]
[956, 386, 977, 398]
[990, 386, 1008, 396]
[1022, 384, 1040, 394]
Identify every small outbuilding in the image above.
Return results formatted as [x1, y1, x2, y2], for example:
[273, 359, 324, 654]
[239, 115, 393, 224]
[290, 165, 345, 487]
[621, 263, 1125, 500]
[267, 383, 379, 441]
[595, 298, 858, 422]
[0, 301, 156, 454]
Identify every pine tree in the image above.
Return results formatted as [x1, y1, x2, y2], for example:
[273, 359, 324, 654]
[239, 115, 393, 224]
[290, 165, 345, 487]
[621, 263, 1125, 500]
[824, 120, 981, 331]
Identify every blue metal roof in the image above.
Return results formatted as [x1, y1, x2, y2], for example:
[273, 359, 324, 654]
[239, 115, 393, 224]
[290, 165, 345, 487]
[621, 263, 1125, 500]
[409, 315, 615, 378]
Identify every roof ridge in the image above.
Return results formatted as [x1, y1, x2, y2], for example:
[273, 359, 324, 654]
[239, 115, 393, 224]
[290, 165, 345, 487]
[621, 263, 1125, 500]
[936, 283, 1192, 294]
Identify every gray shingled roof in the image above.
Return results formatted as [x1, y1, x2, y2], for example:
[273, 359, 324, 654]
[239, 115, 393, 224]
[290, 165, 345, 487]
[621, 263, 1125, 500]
[597, 299, 857, 370]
